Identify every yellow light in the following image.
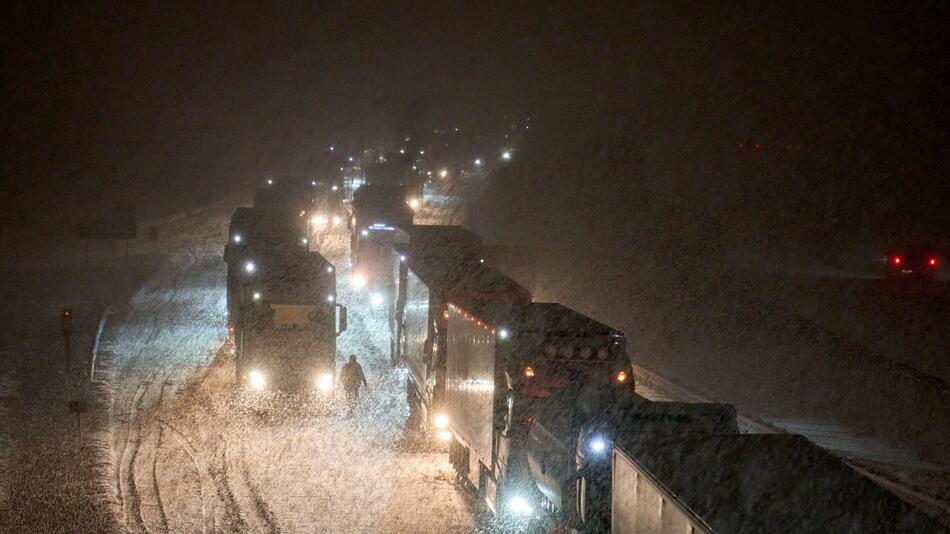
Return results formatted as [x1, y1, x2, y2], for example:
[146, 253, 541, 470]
[332, 215, 342, 226]
[408, 198, 420, 209]
[434, 414, 449, 429]
[438, 430, 452, 442]
[616, 370, 628, 383]
[317, 373, 334, 392]
[524, 366, 535, 378]
[248, 370, 266, 390]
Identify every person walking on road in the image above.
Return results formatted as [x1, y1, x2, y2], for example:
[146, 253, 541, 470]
[339, 354, 368, 407]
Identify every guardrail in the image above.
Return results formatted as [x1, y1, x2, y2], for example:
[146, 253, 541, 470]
[90, 307, 117, 382]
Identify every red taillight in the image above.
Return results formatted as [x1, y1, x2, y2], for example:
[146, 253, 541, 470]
[892, 256, 902, 266]
[929, 258, 938, 267]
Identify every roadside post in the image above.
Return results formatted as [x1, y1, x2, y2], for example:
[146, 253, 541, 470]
[61, 307, 73, 364]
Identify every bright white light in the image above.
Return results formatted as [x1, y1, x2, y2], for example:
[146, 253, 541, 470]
[252, 291, 262, 301]
[474, 158, 482, 166]
[589, 436, 607, 455]
[501, 150, 512, 160]
[232, 234, 242, 243]
[326, 294, 335, 303]
[479, 258, 485, 263]
[434, 414, 449, 429]
[361, 229, 369, 236]
[371, 293, 384, 306]
[301, 237, 309, 245]
[509, 496, 532, 515]
[438, 430, 452, 442]
[317, 373, 334, 392]
[332, 215, 342, 226]
[329, 145, 335, 152]
[408, 198, 420, 209]
[348, 156, 354, 162]
[439, 169, 448, 178]
[244, 261, 256, 274]
[399, 148, 405, 154]
[351, 273, 368, 288]
[331, 185, 339, 191]
[498, 328, 509, 340]
[326, 266, 334, 273]
[249, 370, 266, 390]
[419, 149, 425, 155]
[311, 180, 317, 186]
[399, 255, 407, 262]
[266, 178, 273, 185]
[426, 171, 432, 176]
[311, 215, 328, 227]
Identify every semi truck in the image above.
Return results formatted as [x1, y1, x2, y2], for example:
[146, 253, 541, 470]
[525, 383, 738, 531]
[350, 184, 413, 311]
[444, 300, 632, 517]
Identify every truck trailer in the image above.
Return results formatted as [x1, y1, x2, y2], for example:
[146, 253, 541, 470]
[444, 300, 632, 517]
[609, 434, 947, 533]
[350, 184, 414, 308]
[393, 227, 529, 431]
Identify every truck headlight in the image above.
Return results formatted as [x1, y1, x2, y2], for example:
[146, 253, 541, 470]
[508, 495, 532, 515]
[434, 413, 449, 429]
[437, 430, 452, 442]
[317, 373, 334, 392]
[248, 370, 266, 390]
[589, 435, 609, 455]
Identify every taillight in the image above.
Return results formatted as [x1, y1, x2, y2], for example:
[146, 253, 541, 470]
[929, 257, 938, 267]
[892, 256, 902, 266]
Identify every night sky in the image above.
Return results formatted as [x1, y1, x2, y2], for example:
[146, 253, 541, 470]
[3, 2, 948, 244]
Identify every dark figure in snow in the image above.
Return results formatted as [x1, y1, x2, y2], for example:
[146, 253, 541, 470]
[339, 354, 368, 406]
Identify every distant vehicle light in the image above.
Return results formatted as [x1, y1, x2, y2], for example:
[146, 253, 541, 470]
[300, 210, 306, 217]
[589, 435, 608, 455]
[524, 366, 535, 378]
[437, 430, 452, 442]
[311, 180, 317, 186]
[501, 150, 512, 161]
[399, 255, 407, 262]
[252, 291, 262, 301]
[326, 294, 335, 303]
[892, 256, 902, 265]
[498, 328, 509, 340]
[266, 178, 273, 185]
[249, 370, 266, 390]
[244, 261, 256, 274]
[361, 229, 369, 236]
[399, 148, 406, 154]
[930, 258, 938, 267]
[328, 145, 335, 152]
[439, 169, 448, 178]
[311, 215, 328, 227]
[326, 266, 334, 273]
[474, 158, 482, 166]
[509, 496, 532, 515]
[351, 273, 368, 288]
[331, 185, 339, 191]
[232, 233, 242, 243]
[479, 258, 485, 263]
[348, 156, 354, 162]
[419, 149, 426, 155]
[434, 414, 449, 428]
[317, 373, 334, 392]
[408, 198, 421, 209]
[332, 215, 342, 226]
[301, 237, 309, 245]
[616, 370, 628, 383]
[371, 293, 384, 306]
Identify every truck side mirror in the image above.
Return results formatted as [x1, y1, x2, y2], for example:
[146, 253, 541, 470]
[336, 304, 348, 335]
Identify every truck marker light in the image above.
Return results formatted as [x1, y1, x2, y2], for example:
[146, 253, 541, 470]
[892, 256, 902, 265]
[244, 261, 256, 274]
[930, 258, 938, 267]
[616, 370, 628, 383]
[524, 366, 535, 378]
